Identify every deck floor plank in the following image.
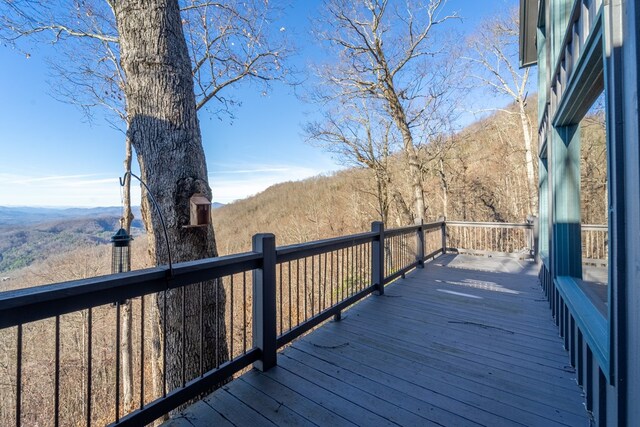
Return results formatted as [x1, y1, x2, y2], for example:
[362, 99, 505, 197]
[289, 340, 497, 427]
[283, 345, 481, 427]
[339, 310, 582, 391]
[340, 311, 582, 389]
[164, 254, 589, 427]
[165, 399, 235, 427]
[346, 308, 571, 366]
[223, 376, 318, 427]
[303, 327, 582, 426]
[275, 354, 430, 426]
[307, 323, 586, 415]
[260, 363, 398, 426]
[346, 303, 573, 365]
[239, 371, 356, 427]
[203, 388, 276, 426]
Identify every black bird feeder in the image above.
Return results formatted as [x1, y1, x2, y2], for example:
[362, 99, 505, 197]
[111, 228, 133, 274]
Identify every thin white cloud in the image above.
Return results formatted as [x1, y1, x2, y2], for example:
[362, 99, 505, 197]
[209, 164, 323, 204]
[211, 167, 291, 175]
[0, 173, 131, 207]
[65, 178, 120, 187]
[5, 173, 103, 185]
[0, 163, 327, 207]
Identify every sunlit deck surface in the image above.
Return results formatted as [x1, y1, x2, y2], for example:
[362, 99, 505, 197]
[165, 254, 588, 427]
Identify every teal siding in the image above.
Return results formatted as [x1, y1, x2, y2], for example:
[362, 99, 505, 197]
[538, 157, 549, 258]
[550, 125, 582, 278]
[528, 0, 640, 424]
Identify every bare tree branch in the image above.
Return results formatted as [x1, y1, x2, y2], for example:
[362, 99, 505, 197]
[310, 0, 463, 221]
[465, 7, 537, 216]
[182, 0, 294, 115]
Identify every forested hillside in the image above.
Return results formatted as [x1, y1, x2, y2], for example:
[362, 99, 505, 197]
[0, 216, 145, 273]
[0, 206, 131, 225]
[2, 97, 607, 287]
[0, 94, 607, 427]
[213, 96, 607, 256]
[213, 100, 541, 254]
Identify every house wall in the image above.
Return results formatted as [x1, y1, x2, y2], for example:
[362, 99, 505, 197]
[532, 0, 640, 425]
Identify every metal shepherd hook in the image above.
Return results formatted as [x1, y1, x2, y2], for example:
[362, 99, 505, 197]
[120, 171, 174, 278]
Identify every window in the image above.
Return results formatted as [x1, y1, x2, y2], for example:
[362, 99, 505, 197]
[578, 93, 608, 315]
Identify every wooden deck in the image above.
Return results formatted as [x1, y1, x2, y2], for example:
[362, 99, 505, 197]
[164, 254, 589, 427]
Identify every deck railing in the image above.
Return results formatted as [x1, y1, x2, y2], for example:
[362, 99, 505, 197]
[581, 224, 608, 265]
[445, 220, 537, 258]
[0, 219, 540, 427]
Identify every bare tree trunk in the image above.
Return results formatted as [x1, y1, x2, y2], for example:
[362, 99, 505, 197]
[467, 9, 537, 217]
[438, 157, 449, 218]
[373, 167, 391, 224]
[382, 83, 426, 221]
[113, 0, 227, 407]
[310, 1, 458, 224]
[391, 189, 414, 226]
[121, 133, 134, 411]
[406, 145, 427, 221]
[518, 99, 536, 216]
[122, 134, 135, 230]
[461, 164, 469, 221]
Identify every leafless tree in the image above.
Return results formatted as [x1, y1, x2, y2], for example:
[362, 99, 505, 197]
[466, 7, 537, 216]
[182, 0, 292, 116]
[580, 98, 607, 225]
[426, 132, 458, 219]
[1, 0, 291, 119]
[306, 100, 397, 223]
[1, 0, 292, 416]
[311, 0, 460, 221]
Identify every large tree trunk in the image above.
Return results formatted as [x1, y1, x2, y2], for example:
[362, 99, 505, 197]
[404, 138, 427, 222]
[113, 0, 228, 404]
[381, 83, 426, 222]
[518, 99, 536, 217]
[369, 32, 427, 222]
[373, 168, 389, 224]
[438, 157, 448, 218]
[391, 188, 414, 226]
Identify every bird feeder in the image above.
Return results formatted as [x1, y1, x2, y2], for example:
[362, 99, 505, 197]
[189, 193, 211, 227]
[111, 228, 133, 274]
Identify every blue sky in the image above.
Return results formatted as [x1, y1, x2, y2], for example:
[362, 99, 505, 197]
[0, 0, 520, 207]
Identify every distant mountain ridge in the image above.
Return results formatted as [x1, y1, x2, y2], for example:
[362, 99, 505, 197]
[0, 203, 225, 227]
[0, 206, 142, 226]
[0, 203, 225, 273]
[0, 215, 146, 273]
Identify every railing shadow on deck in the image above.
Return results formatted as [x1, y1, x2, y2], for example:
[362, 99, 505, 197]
[0, 218, 550, 427]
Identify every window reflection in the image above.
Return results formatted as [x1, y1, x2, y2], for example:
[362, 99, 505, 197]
[578, 92, 608, 315]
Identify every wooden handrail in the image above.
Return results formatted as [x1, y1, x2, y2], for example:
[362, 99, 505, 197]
[0, 218, 549, 426]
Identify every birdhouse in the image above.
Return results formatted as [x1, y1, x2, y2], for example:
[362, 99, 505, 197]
[190, 193, 211, 226]
[111, 228, 132, 274]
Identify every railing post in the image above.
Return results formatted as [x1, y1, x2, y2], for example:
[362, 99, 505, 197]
[439, 216, 446, 254]
[416, 219, 425, 268]
[371, 221, 385, 295]
[527, 215, 539, 259]
[252, 233, 277, 371]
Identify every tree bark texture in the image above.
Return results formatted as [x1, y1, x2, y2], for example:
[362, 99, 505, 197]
[518, 99, 537, 216]
[391, 188, 414, 226]
[372, 31, 427, 222]
[381, 81, 426, 222]
[373, 167, 390, 224]
[438, 157, 449, 219]
[112, 0, 228, 400]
